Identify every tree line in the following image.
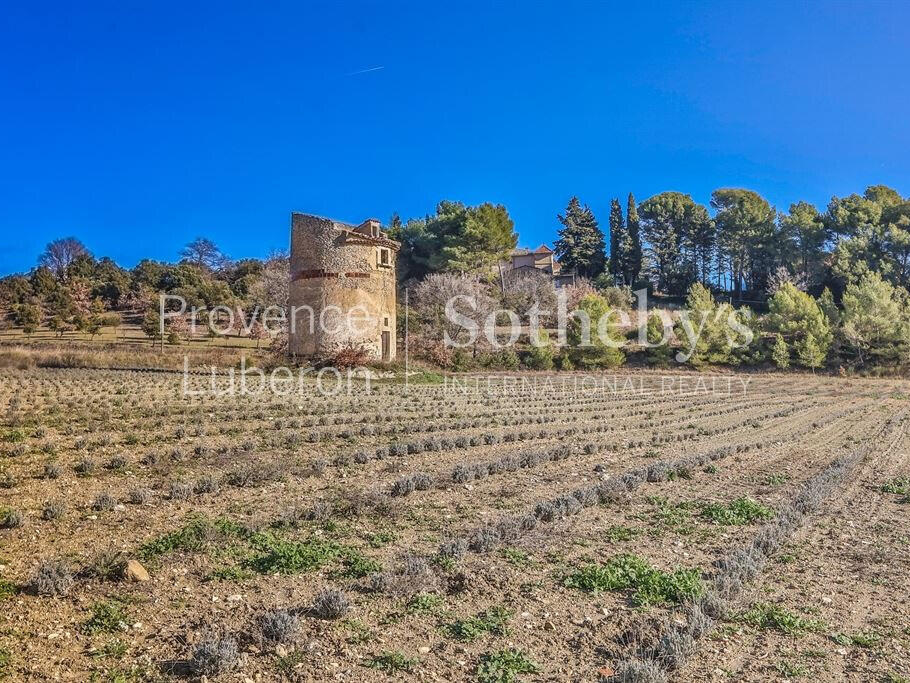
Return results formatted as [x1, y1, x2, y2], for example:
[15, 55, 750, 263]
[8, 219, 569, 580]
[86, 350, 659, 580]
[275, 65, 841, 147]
[553, 184, 910, 301]
[0, 237, 288, 342]
[392, 186, 910, 372]
[2, 183, 908, 371]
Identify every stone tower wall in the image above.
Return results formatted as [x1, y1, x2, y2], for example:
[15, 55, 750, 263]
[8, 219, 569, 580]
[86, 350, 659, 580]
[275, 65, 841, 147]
[288, 213, 398, 361]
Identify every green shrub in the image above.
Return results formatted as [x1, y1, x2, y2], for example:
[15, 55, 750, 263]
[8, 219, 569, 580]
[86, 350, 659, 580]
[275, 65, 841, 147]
[481, 349, 520, 371]
[501, 548, 533, 567]
[645, 313, 672, 367]
[84, 599, 128, 634]
[1, 429, 26, 444]
[365, 530, 396, 548]
[599, 286, 633, 310]
[450, 349, 474, 372]
[833, 631, 879, 648]
[771, 333, 790, 369]
[525, 331, 554, 370]
[567, 294, 626, 369]
[767, 283, 832, 368]
[605, 525, 639, 542]
[205, 566, 254, 582]
[0, 578, 17, 601]
[555, 352, 574, 371]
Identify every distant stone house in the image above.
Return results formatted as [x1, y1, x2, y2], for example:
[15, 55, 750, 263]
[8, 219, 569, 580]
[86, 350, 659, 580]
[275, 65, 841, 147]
[288, 213, 399, 362]
[504, 245, 575, 287]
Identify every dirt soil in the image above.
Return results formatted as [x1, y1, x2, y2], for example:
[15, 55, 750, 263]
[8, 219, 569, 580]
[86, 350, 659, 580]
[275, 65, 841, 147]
[0, 368, 907, 682]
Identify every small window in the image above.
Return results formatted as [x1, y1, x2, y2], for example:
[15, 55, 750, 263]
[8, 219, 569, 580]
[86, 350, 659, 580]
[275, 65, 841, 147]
[378, 247, 391, 267]
[384, 317, 389, 327]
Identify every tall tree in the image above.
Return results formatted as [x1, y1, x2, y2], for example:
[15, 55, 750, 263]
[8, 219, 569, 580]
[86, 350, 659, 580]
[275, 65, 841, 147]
[247, 251, 289, 314]
[711, 189, 777, 298]
[688, 204, 716, 285]
[779, 201, 828, 289]
[625, 193, 643, 285]
[39, 237, 89, 281]
[828, 186, 910, 287]
[387, 212, 403, 235]
[608, 198, 625, 283]
[638, 192, 711, 293]
[554, 197, 606, 279]
[181, 238, 228, 271]
[824, 191, 883, 240]
[395, 201, 518, 280]
[864, 184, 903, 209]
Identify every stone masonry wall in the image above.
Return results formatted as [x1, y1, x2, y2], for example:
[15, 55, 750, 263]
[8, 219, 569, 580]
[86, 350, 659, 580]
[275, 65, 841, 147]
[289, 213, 397, 361]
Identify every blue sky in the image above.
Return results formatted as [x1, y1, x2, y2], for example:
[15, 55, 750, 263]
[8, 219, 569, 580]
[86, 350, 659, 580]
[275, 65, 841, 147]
[1, 0, 908, 275]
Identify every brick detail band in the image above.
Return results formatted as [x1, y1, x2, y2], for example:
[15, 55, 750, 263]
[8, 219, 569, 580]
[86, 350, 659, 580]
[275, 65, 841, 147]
[292, 269, 372, 282]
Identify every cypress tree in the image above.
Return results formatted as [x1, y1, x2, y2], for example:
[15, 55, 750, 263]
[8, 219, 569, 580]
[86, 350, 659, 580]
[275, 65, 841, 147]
[608, 198, 625, 283]
[554, 197, 606, 279]
[626, 193, 643, 285]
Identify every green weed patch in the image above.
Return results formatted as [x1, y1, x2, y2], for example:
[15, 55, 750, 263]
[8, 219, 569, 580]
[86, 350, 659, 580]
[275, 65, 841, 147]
[739, 603, 824, 635]
[701, 497, 774, 525]
[444, 606, 511, 641]
[477, 648, 538, 682]
[563, 553, 703, 606]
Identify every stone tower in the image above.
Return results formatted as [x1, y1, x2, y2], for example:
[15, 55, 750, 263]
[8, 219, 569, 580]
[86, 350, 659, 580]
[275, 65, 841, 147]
[288, 213, 399, 362]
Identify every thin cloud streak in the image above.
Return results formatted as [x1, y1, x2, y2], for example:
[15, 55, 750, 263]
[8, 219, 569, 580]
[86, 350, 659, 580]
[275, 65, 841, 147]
[346, 66, 385, 76]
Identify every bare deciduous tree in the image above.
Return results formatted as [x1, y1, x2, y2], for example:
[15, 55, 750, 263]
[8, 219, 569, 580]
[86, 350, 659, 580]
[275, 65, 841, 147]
[39, 237, 89, 281]
[181, 237, 228, 271]
[766, 265, 807, 296]
[410, 272, 496, 349]
[248, 251, 289, 309]
[501, 270, 558, 327]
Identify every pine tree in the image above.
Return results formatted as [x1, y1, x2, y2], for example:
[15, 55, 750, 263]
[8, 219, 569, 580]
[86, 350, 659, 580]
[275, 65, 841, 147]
[795, 332, 825, 372]
[14, 303, 41, 337]
[567, 293, 626, 368]
[673, 283, 734, 366]
[608, 198, 625, 283]
[386, 212, 403, 240]
[554, 197, 606, 279]
[527, 330, 554, 370]
[841, 272, 907, 365]
[645, 313, 672, 367]
[625, 193, 643, 286]
[767, 283, 832, 359]
[771, 333, 790, 369]
[817, 287, 839, 327]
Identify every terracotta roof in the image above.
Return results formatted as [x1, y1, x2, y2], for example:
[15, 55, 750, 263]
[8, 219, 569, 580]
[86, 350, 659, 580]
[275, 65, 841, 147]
[533, 244, 553, 254]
